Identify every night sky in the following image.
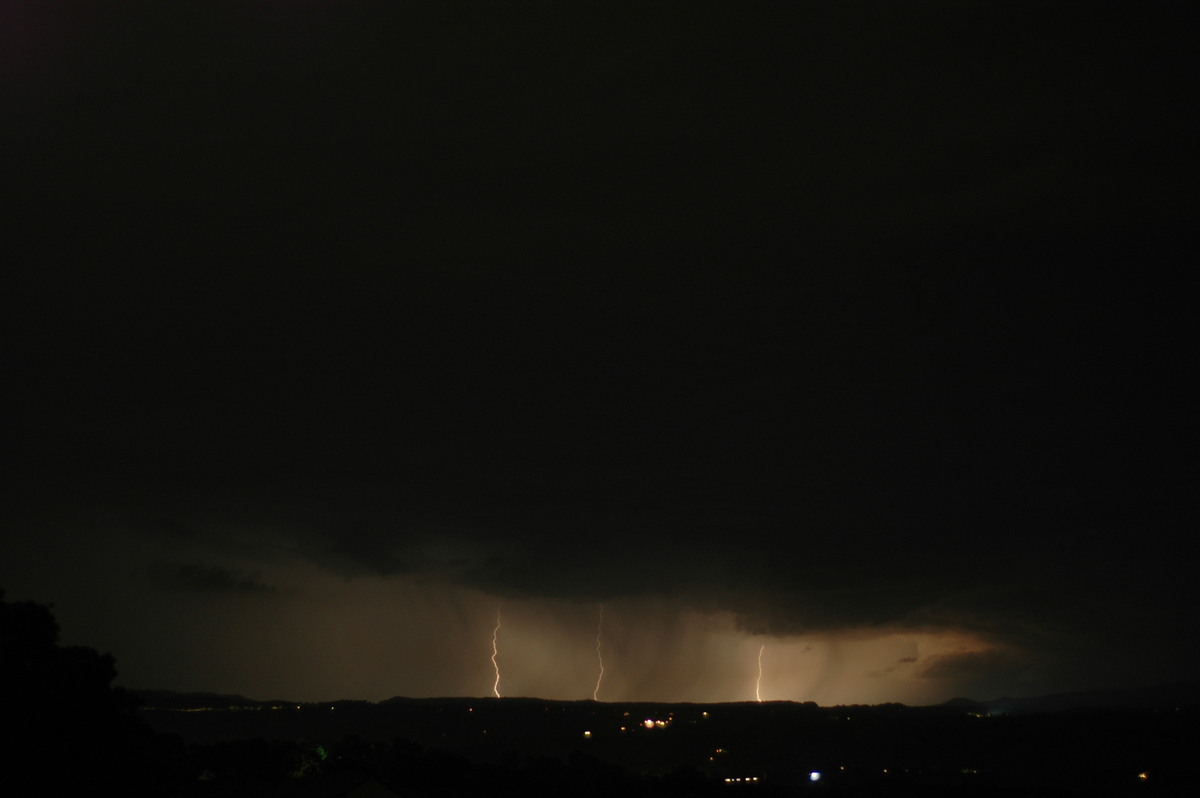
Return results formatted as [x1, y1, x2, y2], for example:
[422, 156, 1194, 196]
[3, 1, 1196, 706]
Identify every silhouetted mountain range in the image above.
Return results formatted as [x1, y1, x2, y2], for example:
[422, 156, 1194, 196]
[133, 681, 1200, 714]
[938, 681, 1200, 714]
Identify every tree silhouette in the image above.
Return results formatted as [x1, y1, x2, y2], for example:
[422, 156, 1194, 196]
[0, 588, 171, 794]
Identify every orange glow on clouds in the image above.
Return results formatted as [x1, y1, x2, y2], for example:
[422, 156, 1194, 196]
[9, 523, 1009, 706]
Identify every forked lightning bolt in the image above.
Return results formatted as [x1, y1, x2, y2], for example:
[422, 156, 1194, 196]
[593, 604, 605, 701]
[491, 608, 502, 698]
[756, 644, 765, 702]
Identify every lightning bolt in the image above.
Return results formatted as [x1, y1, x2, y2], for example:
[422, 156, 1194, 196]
[756, 644, 765, 703]
[592, 604, 605, 701]
[491, 607, 502, 698]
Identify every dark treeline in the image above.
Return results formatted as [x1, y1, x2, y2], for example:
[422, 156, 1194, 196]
[0, 589, 181, 794]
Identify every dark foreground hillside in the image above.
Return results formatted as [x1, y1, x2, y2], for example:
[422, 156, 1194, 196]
[136, 693, 1197, 797]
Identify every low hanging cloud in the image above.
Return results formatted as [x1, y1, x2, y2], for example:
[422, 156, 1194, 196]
[150, 561, 277, 595]
[918, 647, 1033, 685]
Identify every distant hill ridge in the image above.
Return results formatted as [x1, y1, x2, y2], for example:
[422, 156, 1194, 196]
[129, 681, 1200, 713]
[131, 689, 288, 709]
[941, 682, 1200, 714]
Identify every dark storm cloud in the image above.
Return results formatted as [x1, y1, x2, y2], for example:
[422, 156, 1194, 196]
[151, 562, 276, 595]
[8, 282, 1194, 672]
[3, 0, 1197, 702]
[12, 286, 1188, 652]
[919, 648, 1032, 685]
[318, 527, 413, 579]
[866, 663, 909, 679]
[6, 2, 1192, 300]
